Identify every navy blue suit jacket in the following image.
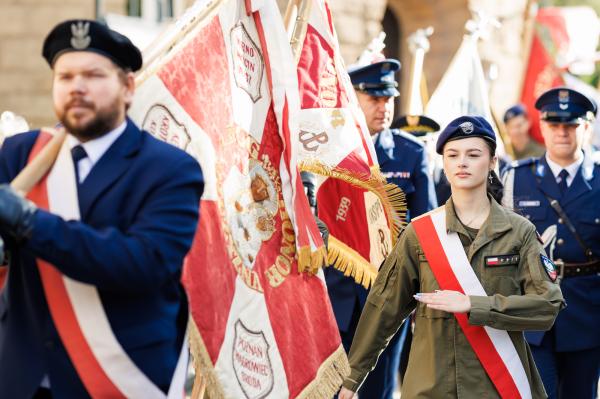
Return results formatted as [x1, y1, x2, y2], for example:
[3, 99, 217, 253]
[324, 128, 436, 331]
[503, 154, 600, 351]
[0, 120, 203, 398]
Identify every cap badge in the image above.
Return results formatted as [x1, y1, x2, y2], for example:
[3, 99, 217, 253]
[558, 90, 569, 103]
[559, 103, 569, 110]
[71, 21, 91, 50]
[459, 121, 474, 134]
[506, 111, 514, 119]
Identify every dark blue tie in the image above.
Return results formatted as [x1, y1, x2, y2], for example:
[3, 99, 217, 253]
[71, 145, 87, 184]
[558, 169, 569, 195]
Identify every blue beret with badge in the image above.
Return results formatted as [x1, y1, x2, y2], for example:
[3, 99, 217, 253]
[348, 59, 401, 98]
[42, 19, 142, 72]
[436, 115, 496, 154]
[535, 87, 596, 124]
[503, 104, 527, 123]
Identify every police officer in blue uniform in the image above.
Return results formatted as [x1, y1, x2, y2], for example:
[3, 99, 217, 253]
[501, 87, 600, 399]
[322, 58, 436, 399]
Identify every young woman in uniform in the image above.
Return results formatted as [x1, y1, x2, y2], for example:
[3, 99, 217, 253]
[338, 115, 564, 399]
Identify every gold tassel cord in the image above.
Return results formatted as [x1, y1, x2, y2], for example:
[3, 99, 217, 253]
[298, 245, 328, 274]
[327, 236, 379, 289]
[300, 160, 407, 243]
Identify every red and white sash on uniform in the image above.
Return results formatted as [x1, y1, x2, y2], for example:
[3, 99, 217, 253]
[412, 207, 532, 399]
[27, 131, 188, 399]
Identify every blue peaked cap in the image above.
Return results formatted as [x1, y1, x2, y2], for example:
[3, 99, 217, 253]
[503, 104, 527, 123]
[535, 87, 597, 123]
[348, 59, 401, 97]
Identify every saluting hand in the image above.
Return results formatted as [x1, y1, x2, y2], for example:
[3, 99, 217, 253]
[414, 290, 471, 313]
[338, 387, 358, 399]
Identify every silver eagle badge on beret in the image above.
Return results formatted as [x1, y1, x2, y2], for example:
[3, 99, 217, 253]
[71, 21, 91, 50]
[459, 121, 474, 134]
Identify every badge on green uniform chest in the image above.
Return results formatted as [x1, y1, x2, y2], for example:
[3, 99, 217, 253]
[484, 254, 519, 267]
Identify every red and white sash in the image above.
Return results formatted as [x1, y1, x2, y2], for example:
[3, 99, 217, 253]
[412, 207, 532, 399]
[27, 131, 188, 398]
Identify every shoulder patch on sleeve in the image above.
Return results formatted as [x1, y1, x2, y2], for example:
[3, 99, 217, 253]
[540, 254, 558, 282]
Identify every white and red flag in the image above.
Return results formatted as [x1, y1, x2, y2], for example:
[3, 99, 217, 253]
[294, 0, 405, 288]
[129, 0, 348, 397]
[520, 6, 599, 143]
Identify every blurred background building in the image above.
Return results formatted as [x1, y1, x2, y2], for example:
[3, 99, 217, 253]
[0, 0, 597, 130]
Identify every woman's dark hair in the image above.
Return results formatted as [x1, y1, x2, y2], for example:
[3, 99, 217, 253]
[483, 140, 504, 203]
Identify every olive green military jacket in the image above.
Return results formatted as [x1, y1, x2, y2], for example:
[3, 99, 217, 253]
[513, 139, 545, 160]
[342, 197, 565, 398]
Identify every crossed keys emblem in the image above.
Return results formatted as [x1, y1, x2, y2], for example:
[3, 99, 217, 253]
[299, 130, 329, 152]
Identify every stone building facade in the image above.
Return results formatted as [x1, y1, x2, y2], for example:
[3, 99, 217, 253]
[0, 0, 528, 129]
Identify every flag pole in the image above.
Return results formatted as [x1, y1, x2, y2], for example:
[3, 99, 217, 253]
[516, 0, 538, 102]
[10, 127, 66, 195]
[289, 0, 313, 63]
[284, 0, 300, 32]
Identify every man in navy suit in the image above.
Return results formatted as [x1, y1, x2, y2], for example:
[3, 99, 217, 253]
[323, 57, 436, 399]
[502, 87, 600, 399]
[0, 20, 203, 398]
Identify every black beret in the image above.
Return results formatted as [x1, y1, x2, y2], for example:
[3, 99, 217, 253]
[535, 87, 596, 123]
[42, 19, 142, 72]
[503, 104, 527, 123]
[391, 115, 440, 136]
[436, 115, 496, 154]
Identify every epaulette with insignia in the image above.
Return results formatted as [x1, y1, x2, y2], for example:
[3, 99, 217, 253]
[591, 150, 600, 165]
[510, 156, 538, 169]
[390, 128, 424, 147]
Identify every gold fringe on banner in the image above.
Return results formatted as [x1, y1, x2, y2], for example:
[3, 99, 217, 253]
[299, 160, 407, 242]
[189, 320, 226, 399]
[327, 236, 379, 289]
[298, 245, 328, 274]
[296, 345, 351, 399]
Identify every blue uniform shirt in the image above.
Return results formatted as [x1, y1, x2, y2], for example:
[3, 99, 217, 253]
[374, 128, 437, 220]
[502, 153, 600, 351]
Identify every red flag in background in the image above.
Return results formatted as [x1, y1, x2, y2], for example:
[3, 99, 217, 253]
[295, 0, 405, 288]
[521, 6, 599, 143]
[129, 0, 347, 397]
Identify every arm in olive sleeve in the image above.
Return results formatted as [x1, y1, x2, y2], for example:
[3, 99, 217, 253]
[342, 225, 420, 392]
[468, 225, 565, 331]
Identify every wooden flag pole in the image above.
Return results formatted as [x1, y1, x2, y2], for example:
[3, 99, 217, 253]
[289, 0, 313, 64]
[516, 0, 538, 102]
[10, 128, 66, 195]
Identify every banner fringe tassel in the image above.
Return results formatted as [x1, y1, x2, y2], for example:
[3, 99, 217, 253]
[298, 245, 328, 274]
[189, 319, 226, 399]
[189, 319, 350, 399]
[299, 160, 407, 244]
[327, 235, 378, 289]
[296, 344, 351, 399]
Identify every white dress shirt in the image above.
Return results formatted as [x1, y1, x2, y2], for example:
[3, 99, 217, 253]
[67, 120, 127, 183]
[545, 150, 584, 187]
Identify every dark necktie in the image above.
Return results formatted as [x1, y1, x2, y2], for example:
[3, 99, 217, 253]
[71, 145, 88, 184]
[557, 169, 569, 195]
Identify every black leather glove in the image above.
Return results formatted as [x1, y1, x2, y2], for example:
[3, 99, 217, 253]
[0, 184, 37, 241]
